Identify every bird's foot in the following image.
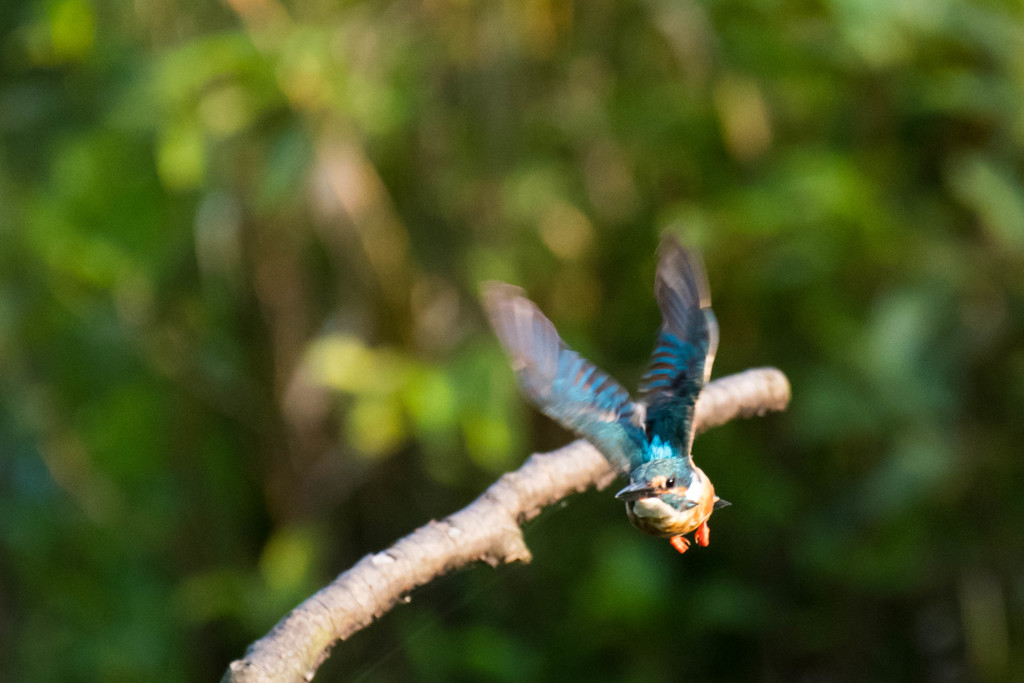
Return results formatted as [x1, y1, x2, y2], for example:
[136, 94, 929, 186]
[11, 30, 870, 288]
[695, 521, 710, 547]
[670, 535, 691, 554]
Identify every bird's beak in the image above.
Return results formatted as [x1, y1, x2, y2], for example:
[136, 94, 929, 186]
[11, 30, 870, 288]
[615, 481, 657, 501]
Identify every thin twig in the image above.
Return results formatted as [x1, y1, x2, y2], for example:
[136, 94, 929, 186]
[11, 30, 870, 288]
[223, 367, 791, 682]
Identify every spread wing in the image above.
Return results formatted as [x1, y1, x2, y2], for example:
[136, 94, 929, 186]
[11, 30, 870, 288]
[483, 282, 644, 473]
[638, 238, 718, 455]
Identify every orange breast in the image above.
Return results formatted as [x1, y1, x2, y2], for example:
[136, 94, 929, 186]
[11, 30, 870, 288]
[624, 486, 716, 538]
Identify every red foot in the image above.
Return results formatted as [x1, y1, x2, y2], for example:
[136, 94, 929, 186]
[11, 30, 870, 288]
[695, 521, 710, 547]
[670, 535, 691, 554]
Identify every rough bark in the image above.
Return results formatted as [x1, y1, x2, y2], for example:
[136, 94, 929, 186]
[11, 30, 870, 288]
[224, 367, 791, 682]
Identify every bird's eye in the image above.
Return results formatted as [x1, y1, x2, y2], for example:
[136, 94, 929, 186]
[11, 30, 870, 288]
[665, 476, 676, 488]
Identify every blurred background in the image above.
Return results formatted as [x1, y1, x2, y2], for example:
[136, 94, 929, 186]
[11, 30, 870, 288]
[2, 0, 1024, 680]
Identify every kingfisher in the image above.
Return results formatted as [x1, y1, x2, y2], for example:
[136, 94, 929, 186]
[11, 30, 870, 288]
[483, 237, 729, 554]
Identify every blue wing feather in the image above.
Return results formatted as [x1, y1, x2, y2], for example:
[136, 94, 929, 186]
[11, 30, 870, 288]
[484, 282, 643, 473]
[638, 238, 718, 455]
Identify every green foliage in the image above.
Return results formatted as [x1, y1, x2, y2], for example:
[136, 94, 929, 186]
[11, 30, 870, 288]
[2, 0, 1024, 680]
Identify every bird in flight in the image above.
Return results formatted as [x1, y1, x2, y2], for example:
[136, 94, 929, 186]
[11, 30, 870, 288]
[483, 237, 728, 554]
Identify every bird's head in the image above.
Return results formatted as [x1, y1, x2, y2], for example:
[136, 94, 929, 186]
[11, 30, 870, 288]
[615, 458, 727, 537]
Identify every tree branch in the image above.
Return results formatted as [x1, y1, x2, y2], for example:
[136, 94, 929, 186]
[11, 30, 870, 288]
[223, 367, 791, 682]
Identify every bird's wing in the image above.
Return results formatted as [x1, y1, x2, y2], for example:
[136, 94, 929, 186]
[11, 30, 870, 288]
[483, 282, 644, 473]
[637, 238, 719, 455]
